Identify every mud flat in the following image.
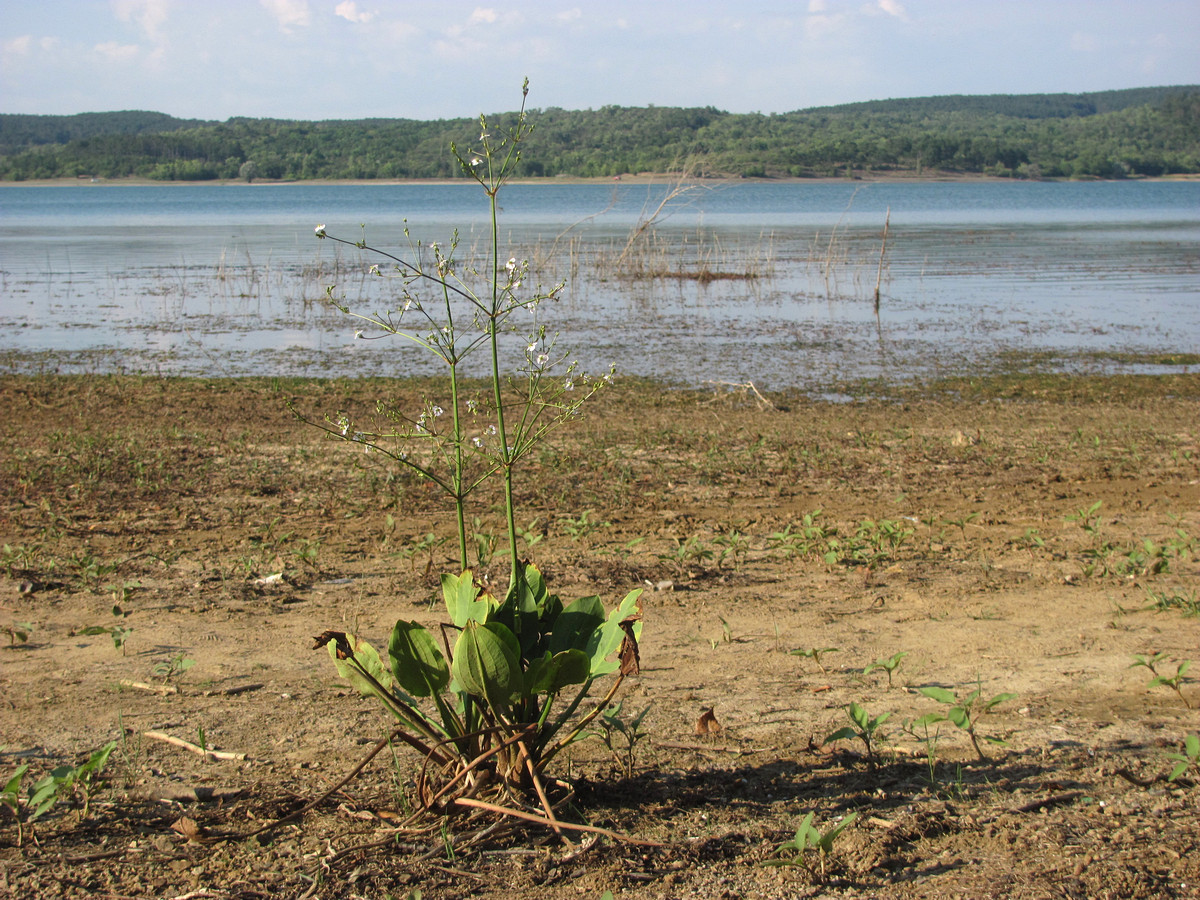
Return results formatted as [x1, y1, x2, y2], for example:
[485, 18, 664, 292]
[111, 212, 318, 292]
[2, 372, 1198, 898]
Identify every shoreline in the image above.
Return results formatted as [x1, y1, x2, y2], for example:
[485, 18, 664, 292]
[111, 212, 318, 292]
[5, 171, 1199, 188]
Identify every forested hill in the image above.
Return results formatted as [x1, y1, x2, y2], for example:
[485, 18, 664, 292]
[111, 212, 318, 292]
[2, 86, 1197, 182]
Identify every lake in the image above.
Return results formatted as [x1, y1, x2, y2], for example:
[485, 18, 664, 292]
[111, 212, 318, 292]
[1, 180, 1197, 390]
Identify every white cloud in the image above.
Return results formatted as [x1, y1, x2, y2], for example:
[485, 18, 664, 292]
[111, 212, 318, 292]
[2, 35, 33, 56]
[877, 0, 907, 18]
[112, 0, 170, 43]
[467, 7, 498, 26]
[555, 8, 582, 24]
[807, 0, 827, 11]
[335, 1, 374, 24]
[93, 40, 140, 62]
[1070, 31, 1100, 53]
[261, 0, 311, 32]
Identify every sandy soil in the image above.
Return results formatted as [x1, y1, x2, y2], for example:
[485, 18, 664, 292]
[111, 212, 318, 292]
[1, 373, 1198, 899]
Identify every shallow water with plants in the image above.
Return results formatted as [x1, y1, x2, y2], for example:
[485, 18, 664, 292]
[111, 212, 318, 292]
[2, 180, 1197, 388]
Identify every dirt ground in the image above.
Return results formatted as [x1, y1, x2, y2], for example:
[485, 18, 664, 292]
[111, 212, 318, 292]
[1, 373, 1198, 900]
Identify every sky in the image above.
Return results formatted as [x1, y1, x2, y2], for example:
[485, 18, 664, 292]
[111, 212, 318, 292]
[2, 1, 1199, 121]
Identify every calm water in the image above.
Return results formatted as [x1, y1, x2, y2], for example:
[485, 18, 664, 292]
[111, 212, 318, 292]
[1, 180, 1197, 389]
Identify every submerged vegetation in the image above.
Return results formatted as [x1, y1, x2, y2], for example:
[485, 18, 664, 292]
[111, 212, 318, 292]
[2, 85, 1198, 181]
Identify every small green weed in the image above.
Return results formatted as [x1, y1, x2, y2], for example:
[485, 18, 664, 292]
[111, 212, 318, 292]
[593, 701, 652, 779]
[762, 811, 859, 881]
[789, 646, 839, 675]
[5, 621, 33, 646]
[7, 741, 119, 836]
[1144, 589, 1199, 617]
[1131, 653, 1193, 709]
[863, 651, 908, 688]
[560, 509, 610, 543]
[151, 653, 195, 684]
[1167, 733, 1199, 783]
[917, 682, 1017, 760]
[825, 702, 890, 768]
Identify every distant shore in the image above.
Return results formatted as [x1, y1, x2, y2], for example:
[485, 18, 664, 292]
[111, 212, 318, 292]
[6, 171, 1198, 188]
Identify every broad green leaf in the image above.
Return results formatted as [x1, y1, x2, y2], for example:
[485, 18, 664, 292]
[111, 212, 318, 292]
[818, 812, 858, 852]
[525, 649, 591, 695]
[328, 632, 394, 700]
[824, 726, 859, 745]
[1186, 734, 1200, 757]
[388, 621, 449, 698]
[78, 742, 117, 779]
[587, 588, 643, 677]
[917, 686, 956, 705]
[848, 702, 869, 730]
[984, 692, 1018, 710]
[947, 708, 970, 729]
[549, 594, 605, 655]
[2, 764, 29, 799]
[442, 571, 489, 628]
[451, 621, 520, 710]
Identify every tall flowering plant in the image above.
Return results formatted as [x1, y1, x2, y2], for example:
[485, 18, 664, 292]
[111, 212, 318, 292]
[297, 82, 642, 835]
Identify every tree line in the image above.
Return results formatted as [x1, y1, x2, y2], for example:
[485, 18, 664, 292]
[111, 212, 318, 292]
[1, 86, 1197, 182]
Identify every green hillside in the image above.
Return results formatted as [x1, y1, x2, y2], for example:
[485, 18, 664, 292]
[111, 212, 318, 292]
[2, 86, 1197, 181]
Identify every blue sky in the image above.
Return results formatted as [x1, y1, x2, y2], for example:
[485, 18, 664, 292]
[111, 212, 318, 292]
[2, 1, 1198, 120]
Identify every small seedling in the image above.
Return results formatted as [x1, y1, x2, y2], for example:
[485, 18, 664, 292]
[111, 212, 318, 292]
[151, 653, 195, 684]
[75, 605, 134, 655]
[903, 713, 946, 786]
[917, 682, 1017, 760]
[1144, 589, 1200, 617]
[762, 811, 859, 880]
[106, 580, 141, 605]
[516, 517, 544, 550]
[789, 646, 839, 674]
[715, 529, 750, 572]
[5, 621, 33, 646]
[863, 651, 908, 688]
[25, 741, 118, 824]
[1065, 500, 1104, 537]
[593, 701, 652, 779]
[1166, 733, 1199, 783]
[825, 702, 890, 767]
[1131, 653, 1193, 709]
[560, 509, 610, 543]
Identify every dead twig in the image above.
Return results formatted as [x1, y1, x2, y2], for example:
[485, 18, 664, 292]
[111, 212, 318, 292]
[142, 731, 244, 761]
[121, 680, 177, 695]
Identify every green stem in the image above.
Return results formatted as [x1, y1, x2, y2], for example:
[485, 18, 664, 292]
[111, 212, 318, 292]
[448, 360, 469, 573]
[484, 185, 522, 598]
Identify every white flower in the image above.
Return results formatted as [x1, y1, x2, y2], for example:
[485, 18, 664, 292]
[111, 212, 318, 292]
[466, 399, 478, 413]
[432, 406, 443, 417]
[470, 157, 482, 166]
[564, 380, 574, 391]
[472, 437, 484, 448]
[536, 353, 549, 366]
[487, 425, 497, 436]
[354, 330, 364, 340]
[314, 224, 326, 238]
[369, 264, 380, 276]
[506, 257, 517, 273]
[527, 343, 537, 354]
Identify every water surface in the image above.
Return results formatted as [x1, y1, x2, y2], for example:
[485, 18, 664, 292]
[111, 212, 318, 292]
[2, 181, 1197, 389]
